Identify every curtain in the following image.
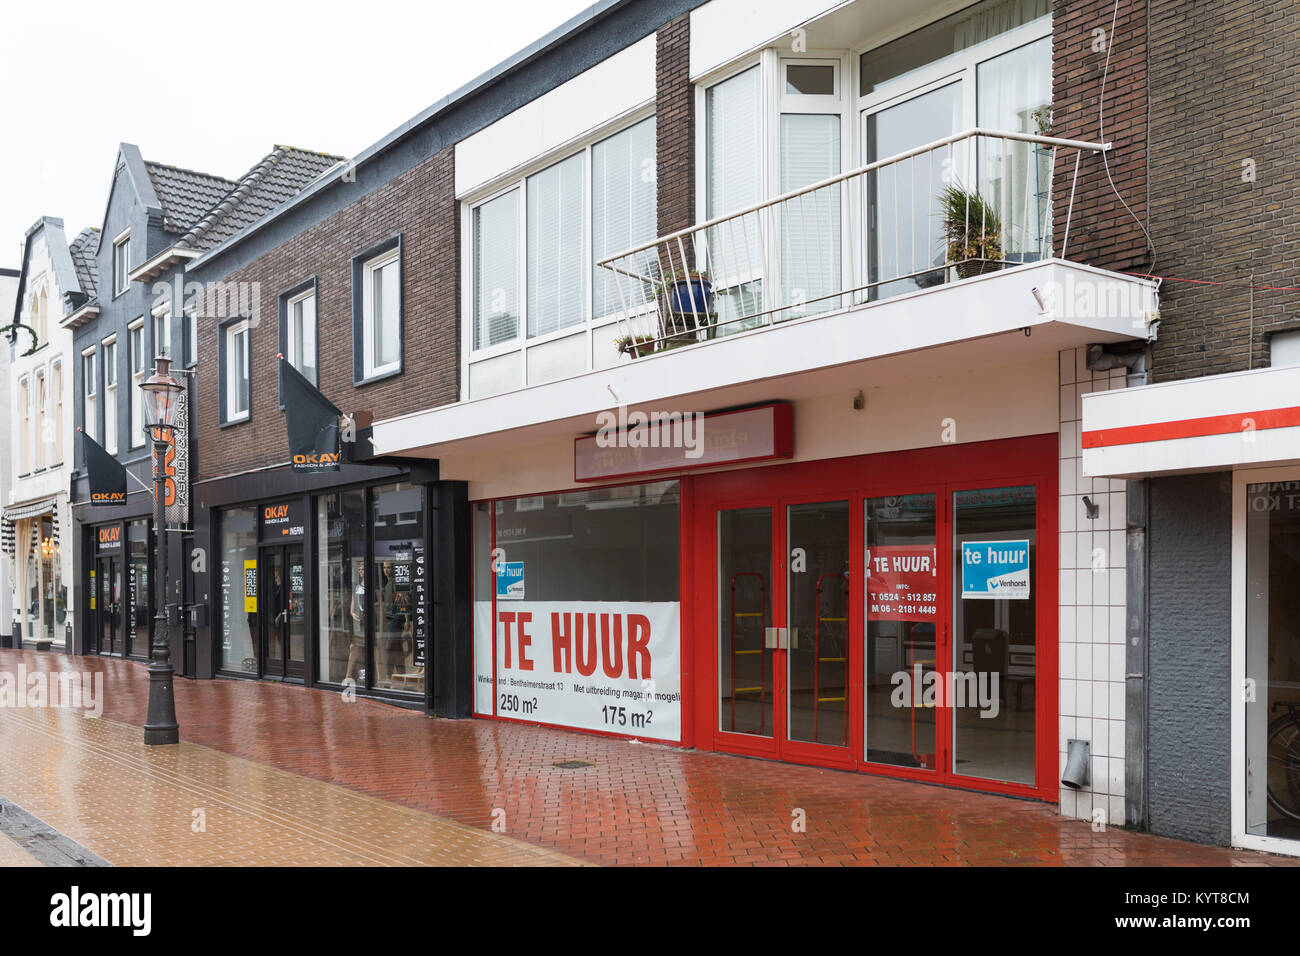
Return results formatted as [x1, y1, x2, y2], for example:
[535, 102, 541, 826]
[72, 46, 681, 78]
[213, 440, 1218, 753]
[527, 152, 586, 338]
[473, 188, 520, 349]
[780, 114, 840, 317]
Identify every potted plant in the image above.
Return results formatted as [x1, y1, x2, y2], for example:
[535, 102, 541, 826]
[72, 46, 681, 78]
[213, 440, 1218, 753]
[656, 270, 718, 344]
[939, 184, 1004, 279]
[615, 334, 656, 359]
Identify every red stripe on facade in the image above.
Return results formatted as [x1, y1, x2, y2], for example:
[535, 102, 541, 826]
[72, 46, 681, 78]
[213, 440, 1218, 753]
[1082, 406, 1300, 448]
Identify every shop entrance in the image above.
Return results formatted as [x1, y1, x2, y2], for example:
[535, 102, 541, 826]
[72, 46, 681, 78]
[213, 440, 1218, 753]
[694, 437, 1058, 799]
[95, 556, 123, 656]
[258, 545, 306, 681]
[715, 498, 855, 766]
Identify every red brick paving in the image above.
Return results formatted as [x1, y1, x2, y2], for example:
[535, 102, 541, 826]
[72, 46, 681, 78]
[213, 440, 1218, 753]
[5, 649, 1296, 866]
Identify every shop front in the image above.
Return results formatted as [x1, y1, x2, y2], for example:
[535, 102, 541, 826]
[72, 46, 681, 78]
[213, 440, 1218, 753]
[471, 416, 1059, 800]
[82, 517, 154, 660]
[207, 468, 441, 706]
[2, 499, 69, 650]
[1083, 363, 1300, 855]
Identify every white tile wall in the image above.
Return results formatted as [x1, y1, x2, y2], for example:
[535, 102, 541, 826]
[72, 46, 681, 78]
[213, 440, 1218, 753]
[1058, 348, 1129, 824]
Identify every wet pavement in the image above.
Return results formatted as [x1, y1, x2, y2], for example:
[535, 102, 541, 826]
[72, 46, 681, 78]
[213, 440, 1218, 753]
[0, 649, 1295, 867]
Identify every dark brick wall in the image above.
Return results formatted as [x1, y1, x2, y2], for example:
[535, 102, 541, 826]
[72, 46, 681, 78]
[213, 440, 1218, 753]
[1147, 0, 1300, 381]
[656, 14, 694, 238]
[1052, 0, 1149, 274]
[195, 146, 459, 480]
[1146, 472, 1233, 845]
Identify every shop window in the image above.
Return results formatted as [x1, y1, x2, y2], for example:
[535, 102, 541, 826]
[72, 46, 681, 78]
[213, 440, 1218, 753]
[316, 489, 367, 686]
[1245, 480, 1300, 841]
[128, 520, 151, 658]
[218, 507, 259, 672]
[473, 481, 681, 740]
[371, 483, 425, 694]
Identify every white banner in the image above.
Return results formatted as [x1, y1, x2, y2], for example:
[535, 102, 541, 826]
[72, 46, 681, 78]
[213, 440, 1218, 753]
[474, 601, 681, 742]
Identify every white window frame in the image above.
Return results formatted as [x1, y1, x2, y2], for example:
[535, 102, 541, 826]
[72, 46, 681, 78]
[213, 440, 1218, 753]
[287, 287, 317, 385]
[128, 318, 145, 449]
[361, 249, 401, 380]
[81, 347, 97, 444]
[152, 301, 172, 360]
[18, 376, 30, 473]
[225, 319, 251, 424]
[102, 334, 119, 455]
[113, 229, 131, 297]
[461, 108, 657, 397]
[51, 360, 63, 464]
[34, 369, 47, 470]
[1231, 464, 1300, 858]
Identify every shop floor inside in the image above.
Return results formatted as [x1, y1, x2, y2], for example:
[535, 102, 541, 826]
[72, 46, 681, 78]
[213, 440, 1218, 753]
[0, 649, 1295, 867]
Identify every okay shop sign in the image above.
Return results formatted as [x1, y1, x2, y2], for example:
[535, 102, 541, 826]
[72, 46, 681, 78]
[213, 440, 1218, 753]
[961, 540, 1031, 599]
[474, 601, 681, 742]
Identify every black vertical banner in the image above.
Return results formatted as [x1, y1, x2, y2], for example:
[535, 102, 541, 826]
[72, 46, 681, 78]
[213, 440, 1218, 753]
[81, 429, 128, 505]
[280, 358, 341, 472]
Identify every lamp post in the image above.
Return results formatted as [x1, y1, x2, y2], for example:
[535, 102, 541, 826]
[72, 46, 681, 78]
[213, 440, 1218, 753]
[141, 355, 183, 746]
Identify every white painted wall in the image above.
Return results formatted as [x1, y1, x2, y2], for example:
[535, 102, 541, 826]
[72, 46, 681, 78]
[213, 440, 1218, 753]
[1058, 346, 1129, 826]
[0, 270, 16, 633]
[454, 34, 656, 198]
[8, 232, 78, 648]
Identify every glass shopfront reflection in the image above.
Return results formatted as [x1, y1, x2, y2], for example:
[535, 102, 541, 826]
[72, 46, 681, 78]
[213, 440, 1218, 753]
[1245, 480, 1300, 842]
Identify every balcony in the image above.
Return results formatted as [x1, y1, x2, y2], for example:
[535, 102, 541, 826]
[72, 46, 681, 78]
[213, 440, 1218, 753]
[597, 129, 1112, 356]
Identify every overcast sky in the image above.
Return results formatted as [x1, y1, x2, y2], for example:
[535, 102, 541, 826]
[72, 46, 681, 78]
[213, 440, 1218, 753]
[0, 0, 595, 267]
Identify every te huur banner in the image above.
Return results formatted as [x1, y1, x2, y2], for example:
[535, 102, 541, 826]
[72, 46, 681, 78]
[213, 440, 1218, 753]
[866, 545, 938, 623]
[280, 358, 340, 473]
[961, 540, 1031, 600]
[473, 601, 681, 743]
[82, 430, 127, 506]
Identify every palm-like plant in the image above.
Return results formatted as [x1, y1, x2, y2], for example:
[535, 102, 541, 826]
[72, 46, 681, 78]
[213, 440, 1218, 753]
[939, 184, 1004, 279]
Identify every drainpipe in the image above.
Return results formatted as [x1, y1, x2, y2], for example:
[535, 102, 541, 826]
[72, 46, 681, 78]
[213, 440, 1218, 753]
[1124, 480, 1150, 829]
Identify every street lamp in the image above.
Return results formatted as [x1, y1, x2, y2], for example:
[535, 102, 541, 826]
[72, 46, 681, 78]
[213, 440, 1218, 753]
[140, 355, 183, 746]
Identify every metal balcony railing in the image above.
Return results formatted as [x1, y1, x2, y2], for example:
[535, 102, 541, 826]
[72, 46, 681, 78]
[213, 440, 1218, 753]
[596, 129, 1109, 358]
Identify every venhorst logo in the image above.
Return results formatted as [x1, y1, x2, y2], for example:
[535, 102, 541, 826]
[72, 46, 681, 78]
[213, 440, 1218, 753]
[293, 452, 340, 466]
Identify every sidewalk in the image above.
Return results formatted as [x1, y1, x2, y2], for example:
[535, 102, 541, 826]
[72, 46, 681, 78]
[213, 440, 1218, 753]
[0, 649, 1294, 867]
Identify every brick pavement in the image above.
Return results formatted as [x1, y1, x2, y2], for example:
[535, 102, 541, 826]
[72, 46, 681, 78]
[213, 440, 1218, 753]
[0, 649, 1295, 867]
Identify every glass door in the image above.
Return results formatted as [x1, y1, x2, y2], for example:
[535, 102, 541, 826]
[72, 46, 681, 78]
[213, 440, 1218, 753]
[97, 557, 122, 656]
[259, 546, 307, 681]
[716, 498, 852, 761]
[863, 80, 963, 299]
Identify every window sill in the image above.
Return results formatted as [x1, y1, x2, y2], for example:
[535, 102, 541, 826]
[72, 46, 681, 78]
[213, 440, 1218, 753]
[354, 365, 402, 388]
[218, 415, 250, 430]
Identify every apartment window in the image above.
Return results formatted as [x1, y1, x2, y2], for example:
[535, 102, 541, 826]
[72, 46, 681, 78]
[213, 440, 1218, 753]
[113, 231, 131, 296]
[221, 319, 251, 424]
[1271, 330, 1300, 367]
[281, 282, 318, 386]
[591, 118, 657, 320]
[352, 239, 402, 383]
[31, 287, 48, 346]
[468, 115, 657, 355]
[103, 337, 119, 455]
[152, 304, 172, 360]
[18, 378, 30, 473]
[35, 371, 47, 470]
[128, 320, 145, 448]
[472, 189, 520, 349]
[82, 349, 97, 443]
[52, 362, 63, 463]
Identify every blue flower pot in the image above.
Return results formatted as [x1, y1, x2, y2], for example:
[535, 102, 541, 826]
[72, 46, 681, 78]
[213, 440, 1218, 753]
[668, 276, 713, 316]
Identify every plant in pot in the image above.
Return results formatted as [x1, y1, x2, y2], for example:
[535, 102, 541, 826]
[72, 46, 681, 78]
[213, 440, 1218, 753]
[656, 270, 718, 347]
[614, 334, 656, 359]
[940, 184, 1005, 279]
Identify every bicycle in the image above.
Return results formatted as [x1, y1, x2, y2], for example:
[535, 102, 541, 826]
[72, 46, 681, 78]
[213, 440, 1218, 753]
[1267, 701, 1300, 821]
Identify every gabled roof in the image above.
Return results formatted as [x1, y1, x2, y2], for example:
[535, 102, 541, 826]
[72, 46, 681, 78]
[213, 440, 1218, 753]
[11, 216, 82, 328]
[67, 227, 100, 301]
[179, 146, 344, 253]
[143, 160, 237, 234]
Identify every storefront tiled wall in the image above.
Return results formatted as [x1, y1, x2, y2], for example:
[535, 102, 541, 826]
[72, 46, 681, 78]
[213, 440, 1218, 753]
[1058, 347, 1129, 824]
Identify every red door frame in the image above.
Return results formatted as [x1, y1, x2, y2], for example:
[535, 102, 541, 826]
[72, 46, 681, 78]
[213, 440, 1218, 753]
[690, 433, 1059, 801]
